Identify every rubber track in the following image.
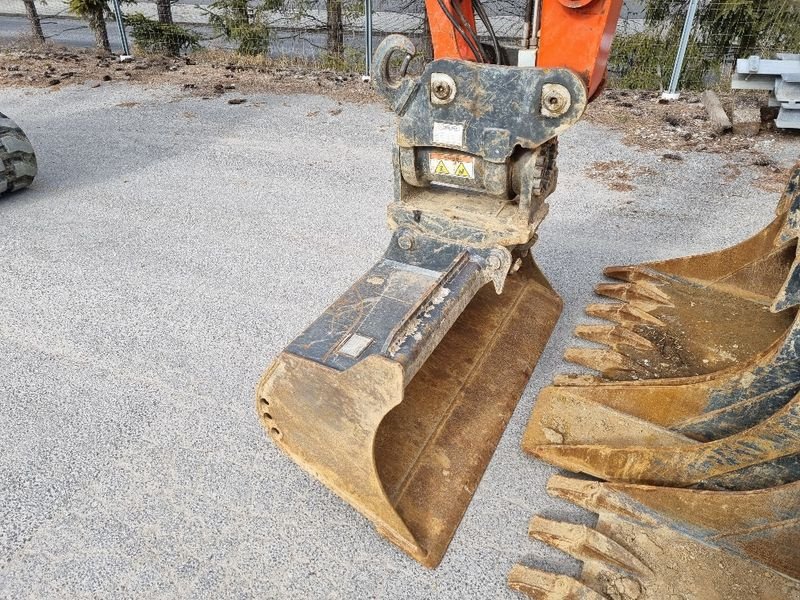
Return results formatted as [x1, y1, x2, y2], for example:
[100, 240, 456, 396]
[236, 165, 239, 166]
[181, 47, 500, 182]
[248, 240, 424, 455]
[0, 111, 37, 195]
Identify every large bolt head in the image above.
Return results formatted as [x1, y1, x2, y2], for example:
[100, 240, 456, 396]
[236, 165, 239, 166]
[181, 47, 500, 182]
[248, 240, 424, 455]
[487, 254, 502, 270]
[430, 73, 457, 104]
[432, 81, 452, 100]
[397, 233, 414, 251]
[541, 83, 572, 117]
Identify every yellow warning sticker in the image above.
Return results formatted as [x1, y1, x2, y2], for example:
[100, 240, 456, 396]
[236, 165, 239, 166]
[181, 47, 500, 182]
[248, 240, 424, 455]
[454, 163, 471, 178]
[429, 153, 475, 180]
[434, 160, 450, 176]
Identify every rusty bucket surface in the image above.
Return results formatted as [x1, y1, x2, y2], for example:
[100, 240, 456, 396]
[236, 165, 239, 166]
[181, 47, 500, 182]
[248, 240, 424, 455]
[509, 475, 800, 599]
[524, 165, 800, 489]
[258, 246, 562, 567]
[566, 164, 799, 383]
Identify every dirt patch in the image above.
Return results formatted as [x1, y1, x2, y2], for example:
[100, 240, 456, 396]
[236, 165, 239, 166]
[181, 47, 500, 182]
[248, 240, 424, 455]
[715, 152, 794, 193]
[586, 160, 656, 192]
[0, 45, 379, 104]
[720, 162, 742, 183]
[751, 161, 793, 193]
[586, 89, 797, 155]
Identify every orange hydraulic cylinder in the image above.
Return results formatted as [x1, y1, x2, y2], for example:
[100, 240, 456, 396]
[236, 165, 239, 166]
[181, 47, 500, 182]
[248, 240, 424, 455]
[537, 0, 624, 98]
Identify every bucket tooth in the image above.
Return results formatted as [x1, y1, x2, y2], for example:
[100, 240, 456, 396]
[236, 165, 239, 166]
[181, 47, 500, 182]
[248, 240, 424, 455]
[525, 386, 696, 449]
[510, 475, 800, 599]
[594, 282, 673, 310]
[508, 565, 605, 600]
[524, 164, 800, 492]
[528, 516, 650, 576]
[583, 303, 666, 328]
[542, 475, 658, 527]
[552, 373, 602, 386]
[573, 325, 656, 353]
[258, 233, 562, 567]
[562, 347, 644, 379]
[602, 265, 670, 285]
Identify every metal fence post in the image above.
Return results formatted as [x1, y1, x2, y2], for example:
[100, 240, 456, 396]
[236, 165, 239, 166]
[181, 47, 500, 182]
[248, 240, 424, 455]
[663, 0, 700, 99]
[111, 0, 132, 57]
[364, 0, 374, 77]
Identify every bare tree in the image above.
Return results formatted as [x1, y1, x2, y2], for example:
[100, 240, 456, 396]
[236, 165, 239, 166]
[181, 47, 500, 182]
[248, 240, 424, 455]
[68, 0, 111, 53]
[22, 0, 46, 44]
[327, 0, 344, 56]
[156, 0, 173, 24]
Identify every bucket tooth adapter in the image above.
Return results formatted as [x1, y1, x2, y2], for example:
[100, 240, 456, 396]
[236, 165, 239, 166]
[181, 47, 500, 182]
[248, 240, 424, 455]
[508, 475, 800, 599]
[0, 112, 37, 196]
[524, 164, 800, 490]
[256, 34, 591, 567]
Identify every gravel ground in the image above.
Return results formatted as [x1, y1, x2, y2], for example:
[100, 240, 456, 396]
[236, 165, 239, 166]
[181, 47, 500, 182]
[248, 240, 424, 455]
[0, 83, 797, 599]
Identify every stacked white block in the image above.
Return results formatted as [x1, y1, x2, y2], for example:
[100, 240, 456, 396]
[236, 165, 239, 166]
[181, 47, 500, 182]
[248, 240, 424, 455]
[732, 54, 800, 130]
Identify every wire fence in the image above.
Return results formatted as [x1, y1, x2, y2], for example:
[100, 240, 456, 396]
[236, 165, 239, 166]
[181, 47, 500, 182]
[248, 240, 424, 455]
[4, 0, 800, 91]
[608, 0, 800, 91]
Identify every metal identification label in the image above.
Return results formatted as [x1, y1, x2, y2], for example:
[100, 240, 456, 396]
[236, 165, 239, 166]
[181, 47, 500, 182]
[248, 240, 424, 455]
[432, 122, 465, 148]
[429, 152, 475, 179]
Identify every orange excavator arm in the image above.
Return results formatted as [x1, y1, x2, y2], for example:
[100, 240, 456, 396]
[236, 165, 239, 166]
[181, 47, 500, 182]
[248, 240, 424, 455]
[426, 0, 623, 98]
[424, 0, 480, 62]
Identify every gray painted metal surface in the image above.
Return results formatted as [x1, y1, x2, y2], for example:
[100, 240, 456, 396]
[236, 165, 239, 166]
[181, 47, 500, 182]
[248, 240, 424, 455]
[364, 0, 374, 76]
[111, 0, 131, 56]
[664, 0, 700, 98]
[732, 54, 800, 130]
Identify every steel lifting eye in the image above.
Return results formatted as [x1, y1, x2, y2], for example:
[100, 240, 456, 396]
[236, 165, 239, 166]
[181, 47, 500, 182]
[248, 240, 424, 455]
[373, 34, 418, 92]
[382, 49, 415, 87]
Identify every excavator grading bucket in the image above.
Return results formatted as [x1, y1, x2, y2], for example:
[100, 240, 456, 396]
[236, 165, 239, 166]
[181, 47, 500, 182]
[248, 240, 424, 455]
[523, 164, 800, 489]
[509, 475, 800, 599]
[255, 33, 593, 567]
[257, 244, 561, 567]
